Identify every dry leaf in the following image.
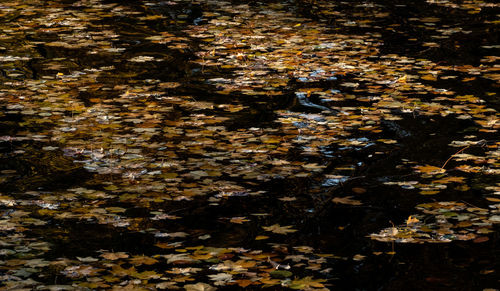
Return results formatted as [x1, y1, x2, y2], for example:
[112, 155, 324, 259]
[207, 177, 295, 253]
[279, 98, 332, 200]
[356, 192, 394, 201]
[101, 252, 129, 260]
[332, 196, 362, 205]
[262, 224, 298, 235]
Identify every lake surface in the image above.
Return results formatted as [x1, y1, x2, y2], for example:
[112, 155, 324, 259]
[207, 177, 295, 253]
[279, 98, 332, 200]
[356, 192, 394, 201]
[0, 0, 499, 290]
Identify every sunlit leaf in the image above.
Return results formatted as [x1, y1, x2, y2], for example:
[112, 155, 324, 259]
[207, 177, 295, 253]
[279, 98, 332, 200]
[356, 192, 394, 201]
[289, 276, 327, 289]
[101, 252, 129, 260]
[263, 224, 298, 235]
[184, 283, 217, 291]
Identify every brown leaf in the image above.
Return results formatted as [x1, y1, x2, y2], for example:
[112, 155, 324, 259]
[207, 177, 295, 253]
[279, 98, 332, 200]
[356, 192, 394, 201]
[351, 187, 366, 194]
[332, 196, 362, 205]
[184, 283, 217, 291]
[129, 255, 158, 266]
[473, 236, 489, 243]
[101, 252, 129, 260]
[262, 224, 298, 235]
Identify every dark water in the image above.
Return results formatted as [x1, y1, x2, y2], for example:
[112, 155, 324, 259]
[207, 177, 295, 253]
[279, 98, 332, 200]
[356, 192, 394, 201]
[0, 0, 499, 290]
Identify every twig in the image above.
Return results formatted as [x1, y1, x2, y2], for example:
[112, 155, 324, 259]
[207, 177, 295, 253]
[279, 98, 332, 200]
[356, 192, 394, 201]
[459, 200, 482, 209]
[441, 145, 469, 169]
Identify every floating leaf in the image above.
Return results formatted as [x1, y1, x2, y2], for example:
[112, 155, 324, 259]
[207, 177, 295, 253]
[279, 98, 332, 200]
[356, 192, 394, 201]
[129, 256, 158, 266]
[270, 270, 293, 278]
[262, 224, 298, 235]
[208, 273, 233, 285]
[101, 252, 129, 260]
[415, 165, 446, 175]
[289, 276, 327, 290]
[406, 216, 420, 225]
[184, 283, 217, 291]
[332, 196, 362, 206]
[229, 217, 250, 224]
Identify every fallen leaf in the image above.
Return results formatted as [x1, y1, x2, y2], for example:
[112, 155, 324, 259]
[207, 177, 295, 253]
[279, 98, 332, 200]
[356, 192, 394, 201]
[255, 235, 269, 240]
[229, 217, 250, 224]
[289, 276, 326, 289]
[101, 252, 129, 260]
[406, 216, 420, 225]
[473, 237, 489, 243]
[351, 187, 367, 194]
[353, 254, 366, 261]
[184, 282, 217, 291]
[129, 255, 158, 266]
[262, 224, 298, 235]
[332, 196, 362, 205]
[415, 165, 446, 174]
[234, 279, 255, 287]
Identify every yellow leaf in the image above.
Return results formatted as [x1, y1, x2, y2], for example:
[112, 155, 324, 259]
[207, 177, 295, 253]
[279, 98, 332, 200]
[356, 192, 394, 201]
[421, 74, 437, 81]
[415, 165, 446, 174]
[230, 217, 250, 224]
[262, 224, 297, 234]
[235, 279, 255, 287]
[486, 197, 500, 202]
[260, 277, 281, 285]
[190, 253, 213, 260]
[406, 216, 419, 225]
[420, 190, 441, 195]
[255, 235, 269, 240]
[289, 276, 326, 289]
[353, 254, 366, 261]
[432, 176, 465, 184]
[133, 270, 160, 280]
[163, 172, 178, 179]
[129, 256, 158, 266]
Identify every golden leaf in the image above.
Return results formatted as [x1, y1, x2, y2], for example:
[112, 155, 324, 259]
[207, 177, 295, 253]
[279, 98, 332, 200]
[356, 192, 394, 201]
[262, 224, 298, 235]
[101, 252, 129, 260]
[406, 216, 419, 225]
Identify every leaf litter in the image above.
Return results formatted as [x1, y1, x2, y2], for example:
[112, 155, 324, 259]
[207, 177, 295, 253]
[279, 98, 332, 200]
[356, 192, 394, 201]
[0, 0, 499, 289]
